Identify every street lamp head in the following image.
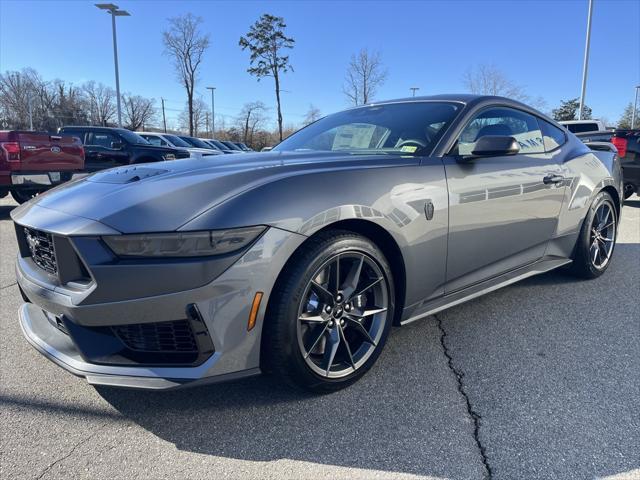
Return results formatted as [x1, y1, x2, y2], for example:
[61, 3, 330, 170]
[95, 3, 130, 15]
[95, 3, 119, 10]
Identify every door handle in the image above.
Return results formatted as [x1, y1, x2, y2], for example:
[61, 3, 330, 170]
[543, 174, 564, 185]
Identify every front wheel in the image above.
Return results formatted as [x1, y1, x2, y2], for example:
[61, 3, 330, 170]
[568, 191, 617, 279]
[263, 231, 395, 393]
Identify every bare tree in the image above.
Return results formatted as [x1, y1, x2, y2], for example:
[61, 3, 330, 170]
[83, 81, 116, 126]
[239, 14, 294, 142]
[463, 64, 545, 109]
[343, 48, 387, 106]
[179, 97, 208, 136]
[163, 14, 210, 136]
[50, 80, 89, 128]
[236, 101, 268, 144]
[121, 94, 156, 131]
[303, 104, 322, 125]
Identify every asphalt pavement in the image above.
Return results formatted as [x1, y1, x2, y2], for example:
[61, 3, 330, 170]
[1, 195, 638, 480]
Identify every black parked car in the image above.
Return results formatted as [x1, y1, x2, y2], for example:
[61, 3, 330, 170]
[58, 127, 190, 173]
[234, 142, 253, 152]
[221, 141, 244, 152]
[200, 138, 241, 154]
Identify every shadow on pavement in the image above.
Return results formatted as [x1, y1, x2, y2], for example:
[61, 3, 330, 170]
[623, 198, 640, 208]
[96, 244, 639, 478]
[97, 319, 485, 479]
[0, 204, 15, 220]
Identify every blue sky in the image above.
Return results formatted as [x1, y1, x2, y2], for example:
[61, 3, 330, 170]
[1, 0, 638, 129]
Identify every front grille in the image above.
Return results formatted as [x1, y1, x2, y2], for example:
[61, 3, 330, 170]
[23, 228, 58, 275]
[112, 320, 198, 353]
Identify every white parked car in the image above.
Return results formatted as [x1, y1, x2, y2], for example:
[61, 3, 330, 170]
[137, 132, 222, 159]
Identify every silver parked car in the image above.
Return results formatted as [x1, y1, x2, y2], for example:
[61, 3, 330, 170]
[12, 95, 623, 392]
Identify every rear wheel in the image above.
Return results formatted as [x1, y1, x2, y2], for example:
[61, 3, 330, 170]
[11, 189, 42, 204]
[263, 231, 395, 392]
[568, 191, 617, 279]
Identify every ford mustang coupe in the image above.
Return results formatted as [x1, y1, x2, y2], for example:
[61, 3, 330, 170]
[12, 95, 623, 392]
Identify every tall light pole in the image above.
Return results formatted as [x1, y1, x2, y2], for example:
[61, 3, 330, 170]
[632, 85, 640, 129]
[578, 0, 594, 121]
[206, 86, 216, 137]
[96, 3, 130, 128]
[409, 87, 420, 97]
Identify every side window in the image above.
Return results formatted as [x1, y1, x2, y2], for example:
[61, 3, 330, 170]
[142, 135, 164, 146]
[456, 107, 545, 155]
[539, 120, 567, 151]
[88, 132, 119, 149]
[63, 131, 85, 144]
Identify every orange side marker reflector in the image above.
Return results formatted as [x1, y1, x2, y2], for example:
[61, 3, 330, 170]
[247, 292, 264, 331]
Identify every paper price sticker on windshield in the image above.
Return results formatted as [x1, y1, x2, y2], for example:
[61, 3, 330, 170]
[400, 145, 418, 153]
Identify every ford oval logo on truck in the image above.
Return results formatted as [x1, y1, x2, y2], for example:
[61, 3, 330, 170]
[51, 146, 61, 153]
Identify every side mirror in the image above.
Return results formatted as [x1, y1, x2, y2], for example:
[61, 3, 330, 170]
[471, 135, 520, 157]
[110, 141, 124, 150]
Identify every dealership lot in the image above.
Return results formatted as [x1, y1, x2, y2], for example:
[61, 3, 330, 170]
[1, 196, 638, 480]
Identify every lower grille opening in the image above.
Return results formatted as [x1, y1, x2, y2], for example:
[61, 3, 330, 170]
[112, 320, 197, 353]
[61, 305, 215, 367]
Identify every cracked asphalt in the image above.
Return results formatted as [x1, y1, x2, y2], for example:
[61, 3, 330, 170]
[1, 195, 639, 480]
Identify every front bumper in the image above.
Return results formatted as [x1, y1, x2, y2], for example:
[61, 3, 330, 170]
[15, 224, 307, 389]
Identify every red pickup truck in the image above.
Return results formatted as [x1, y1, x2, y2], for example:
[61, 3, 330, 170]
[0, 131, 85, 204]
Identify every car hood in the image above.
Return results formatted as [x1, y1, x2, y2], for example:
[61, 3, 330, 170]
[14, 151, 416, 233]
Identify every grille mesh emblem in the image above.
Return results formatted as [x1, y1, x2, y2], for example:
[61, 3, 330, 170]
[24, 228, 58, 275]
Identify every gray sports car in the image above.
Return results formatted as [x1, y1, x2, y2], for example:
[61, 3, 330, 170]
[12, 95, 623, 392]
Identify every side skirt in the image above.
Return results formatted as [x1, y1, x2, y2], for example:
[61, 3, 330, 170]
[400, 257, 572, 326]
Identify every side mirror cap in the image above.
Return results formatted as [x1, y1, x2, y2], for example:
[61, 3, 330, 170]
[470, 135, 520, 157]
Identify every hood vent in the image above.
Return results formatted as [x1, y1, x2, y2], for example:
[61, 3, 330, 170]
[87, 166, 169, 184]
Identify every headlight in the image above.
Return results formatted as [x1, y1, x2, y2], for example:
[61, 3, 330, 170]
[102, 226, 266, 258]
[163, 153, 176, 161]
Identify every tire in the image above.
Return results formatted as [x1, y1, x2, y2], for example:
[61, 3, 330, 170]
[11, 189, 41, 204]
[263, 230, 395, 393]
[623, 183, 636, 200]
[568, 191, 618, 279]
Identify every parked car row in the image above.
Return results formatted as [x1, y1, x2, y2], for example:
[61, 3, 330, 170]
[1, 125, 261, 203]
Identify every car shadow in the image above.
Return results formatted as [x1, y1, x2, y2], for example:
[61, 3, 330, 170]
[623, 198, 640, 209]
[94, 245, 638, 478]
[0, 204, 15, 220]
[96, 318, 485, 479]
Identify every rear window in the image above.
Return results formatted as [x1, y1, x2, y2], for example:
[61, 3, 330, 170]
[565, 123, 599, 134]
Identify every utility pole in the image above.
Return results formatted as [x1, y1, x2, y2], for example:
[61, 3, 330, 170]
[409, 87, 420, 97]
[27, 91, 33, 130]
[96, 4, 130, 128]
[632, 85, 640, 129]
[206, 86, 216, 137]
[161, 97, 167, 133]
[578, 0, 594, 121]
